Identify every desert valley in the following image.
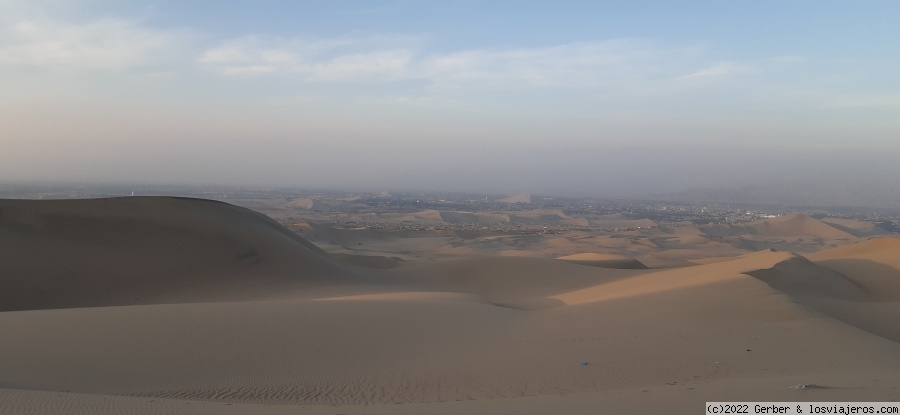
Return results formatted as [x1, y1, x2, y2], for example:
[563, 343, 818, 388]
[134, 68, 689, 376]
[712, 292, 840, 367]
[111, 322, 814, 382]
[5, 1, 900, 413]
[1, 192, 899, 414]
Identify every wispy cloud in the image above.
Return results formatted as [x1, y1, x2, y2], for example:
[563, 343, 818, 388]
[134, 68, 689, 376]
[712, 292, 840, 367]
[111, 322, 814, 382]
[680, 61, 753, 80]
[197, 36, 716, 93]
[197, 35, 415, 81]
[420, 40, 672, 89]
[1, 3, 757, 95]
[0, 4, 763, 103]
[0, 16, 190, 71]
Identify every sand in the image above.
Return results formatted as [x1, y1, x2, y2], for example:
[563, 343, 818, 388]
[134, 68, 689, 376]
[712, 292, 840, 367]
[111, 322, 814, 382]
[2, 197, 899, 414]
[702, 213, 857, 240]
[498, 193, 532, 204]
[0, 197, 361, 311]
[556, 253, 648, 269]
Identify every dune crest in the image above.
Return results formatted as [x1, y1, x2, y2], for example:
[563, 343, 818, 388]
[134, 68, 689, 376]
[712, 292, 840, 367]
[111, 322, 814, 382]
[0, 197, 357, 311]
[551, 250, 800, 305]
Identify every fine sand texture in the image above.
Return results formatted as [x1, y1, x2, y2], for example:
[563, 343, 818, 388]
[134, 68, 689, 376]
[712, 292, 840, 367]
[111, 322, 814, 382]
[2, 197, 899, 414]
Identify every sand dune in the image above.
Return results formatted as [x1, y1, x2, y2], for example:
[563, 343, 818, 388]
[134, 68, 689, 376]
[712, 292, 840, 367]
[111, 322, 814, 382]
[805, 236, 900, 264]
[797, 237, 900, 342]
[0, 197, 358, 311]
[803, 237, 900, 302]
[2, 198, 900, 414]
[749, 213, 857, 239]
[556, 253, 648, 269]
[821, 217, 890, 237]
[551, 249, 796, 305]
[288, 197, 317, 210]
[745, 254, 865, 301]
[498, 193, 532, 204]
[389, 255, 644, 309]
[703, 213, 857, 240]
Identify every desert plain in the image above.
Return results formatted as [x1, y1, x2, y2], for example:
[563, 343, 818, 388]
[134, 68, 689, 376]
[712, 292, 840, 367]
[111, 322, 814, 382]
[1, 195, 899, 414]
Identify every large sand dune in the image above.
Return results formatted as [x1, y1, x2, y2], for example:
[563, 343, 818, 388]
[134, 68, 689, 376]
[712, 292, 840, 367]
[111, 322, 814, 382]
[2, 198, 899, 414]
[0, 197, 359, 311]
[703, 213, 857, 240]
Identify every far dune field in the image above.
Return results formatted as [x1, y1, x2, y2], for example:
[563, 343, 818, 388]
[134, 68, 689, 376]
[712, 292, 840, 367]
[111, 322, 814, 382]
[1, 197, 899, 414]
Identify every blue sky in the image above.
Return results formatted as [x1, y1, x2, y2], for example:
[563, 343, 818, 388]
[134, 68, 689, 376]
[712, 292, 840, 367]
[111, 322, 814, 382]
[2, 0, 899, 195]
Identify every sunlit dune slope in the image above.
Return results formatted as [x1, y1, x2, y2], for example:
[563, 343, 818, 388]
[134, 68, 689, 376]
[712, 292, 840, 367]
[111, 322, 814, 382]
[0, 197, 358, 311]
[498, 193, 531, 204]
[750, 213, 856, 239]
[702, 213, 857, 240]
[550, 249, 800, 305]
[805, 236, 900, 266]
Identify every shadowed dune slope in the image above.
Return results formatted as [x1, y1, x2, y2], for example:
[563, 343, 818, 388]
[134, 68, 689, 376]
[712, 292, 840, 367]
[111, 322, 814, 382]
[802, 237, 900, 302]
[744, 255, 865, 301]
[795, 238, 900, 342]
[820, 217, 890, 237]
[556, 253, 648, 269]
[388, 256, 646, 309]
[0, 197, 359, 311]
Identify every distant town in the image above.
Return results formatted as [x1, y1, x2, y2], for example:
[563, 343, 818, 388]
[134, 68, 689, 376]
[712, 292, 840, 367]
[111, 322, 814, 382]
[3, 182, 898, 234]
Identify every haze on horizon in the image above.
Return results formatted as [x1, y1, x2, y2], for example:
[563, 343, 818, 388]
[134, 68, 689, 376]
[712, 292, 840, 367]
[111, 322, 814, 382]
[2, 1, 899, 200]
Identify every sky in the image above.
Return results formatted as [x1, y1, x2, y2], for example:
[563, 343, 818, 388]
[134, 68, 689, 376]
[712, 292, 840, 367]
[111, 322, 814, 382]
[2, 0, 899, 197]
